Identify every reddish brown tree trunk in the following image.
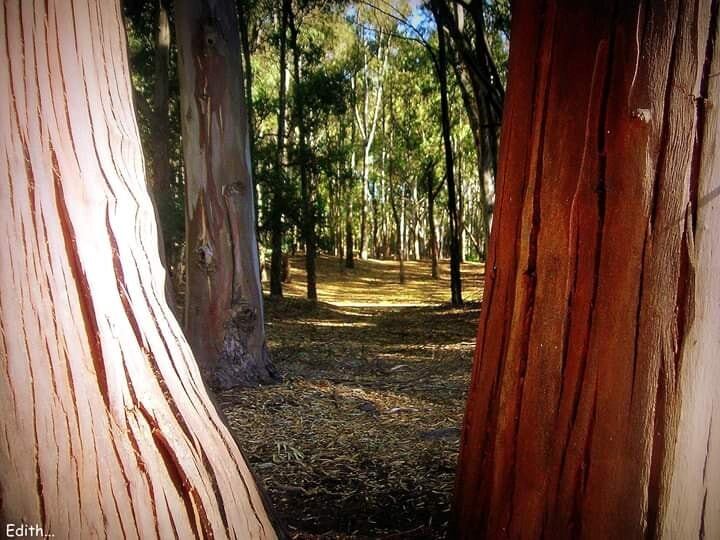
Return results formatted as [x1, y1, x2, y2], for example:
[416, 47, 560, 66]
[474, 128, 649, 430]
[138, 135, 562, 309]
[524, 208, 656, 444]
[175, 0, 277, 388]
[0, 1, 277, 537]
[454, 1, 719, 538]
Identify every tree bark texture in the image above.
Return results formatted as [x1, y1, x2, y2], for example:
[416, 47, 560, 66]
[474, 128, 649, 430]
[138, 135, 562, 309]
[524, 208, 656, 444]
[453, 1, 720, 538]
[175, 0, 277, 388]
[0, 1, 277, 537]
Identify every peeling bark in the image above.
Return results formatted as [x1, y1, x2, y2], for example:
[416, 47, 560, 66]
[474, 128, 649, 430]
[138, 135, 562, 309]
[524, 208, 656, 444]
[453, 0, 720, 538]
[0, 1, 277, 537]
[175, 0, 277, 388]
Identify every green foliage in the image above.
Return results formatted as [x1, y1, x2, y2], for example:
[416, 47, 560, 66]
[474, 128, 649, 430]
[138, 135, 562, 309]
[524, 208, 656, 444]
[484, 0, 511, 83]
[124, 0, 510, 269]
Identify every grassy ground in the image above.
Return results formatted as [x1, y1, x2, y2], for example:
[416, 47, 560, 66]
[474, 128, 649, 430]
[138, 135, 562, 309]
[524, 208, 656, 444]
[218, 255, 484, 539]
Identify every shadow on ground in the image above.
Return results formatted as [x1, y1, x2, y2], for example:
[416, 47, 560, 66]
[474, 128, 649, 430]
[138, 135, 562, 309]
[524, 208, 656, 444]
[219, 255, 484, 539]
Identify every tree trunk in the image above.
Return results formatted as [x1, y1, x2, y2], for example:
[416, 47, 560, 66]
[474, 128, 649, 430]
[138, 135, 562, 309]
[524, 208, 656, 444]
[433, 11, 463, 306]
[288, 7, 317, 301]
[456, 147, 466, 263]
[354, 28, 389, 260]
[360, 147, 370, 259]
[345, 204, 355, 268]
[0, 1, 278, 537]
[345, 77, 358, 269]
[175, 0, 277, 389]
[451, 61, 493, 252]
[150, 0, 173, 262]
[453, 1, 720, 538]
[236, 0, 261, 237]
[136, 0, 178, 312]
[412, 182, 421, 261]
[437, 0, 501, 257]
[270, 0, 289, 298]
[428, 168, 440, 280]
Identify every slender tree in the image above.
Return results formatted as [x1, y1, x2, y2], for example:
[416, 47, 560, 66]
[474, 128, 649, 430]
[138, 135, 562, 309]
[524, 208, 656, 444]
[236, 0, 262, 232]
[345, 73, 359, 269]
[353, 17, 390, 260]
[433, 6, 463, 306]
[454, 0, 720, 538]
[0, 1, 278, 537]
[424, 158, 442, 279]
[432, 0, 505, 257]
[270, 0, 290, 298]
[288, 1, 317, 301]
[175, 0, 277, 388]
[149, 0, 173, 263]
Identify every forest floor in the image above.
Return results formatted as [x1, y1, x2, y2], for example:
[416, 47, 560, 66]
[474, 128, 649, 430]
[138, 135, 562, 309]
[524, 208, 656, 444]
[218, 255, 484, 539]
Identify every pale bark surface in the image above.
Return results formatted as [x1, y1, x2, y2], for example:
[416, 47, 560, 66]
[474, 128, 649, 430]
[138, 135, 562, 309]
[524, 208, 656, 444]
[454, 0, 719, 538]
[0, 1, 277, 537]
[175, 0, 277, 388]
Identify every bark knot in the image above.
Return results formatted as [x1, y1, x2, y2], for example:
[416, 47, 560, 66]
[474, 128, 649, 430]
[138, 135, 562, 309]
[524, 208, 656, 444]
[196, 243, 215, 273]
[227, 298, 257, 333]
[222, 181, 245, 198]
[630, 108, 652, 123]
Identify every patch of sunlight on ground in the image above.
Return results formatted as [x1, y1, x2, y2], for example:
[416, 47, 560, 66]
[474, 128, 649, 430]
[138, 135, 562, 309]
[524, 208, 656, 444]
[264, 254, 485, 307]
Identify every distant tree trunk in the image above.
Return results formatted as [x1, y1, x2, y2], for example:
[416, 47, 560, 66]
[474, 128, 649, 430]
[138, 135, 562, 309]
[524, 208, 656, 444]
[270, 0, 289, 298]
[427, 162, 440, 279]
[175, 0, 277, 388]
[433, 10, 463, 306]
[288, 6, 317, 301]
[456, 148, 466, 262]
[345, 76, 358, 269]
[454, 1, 720, 538]
[371, 184, 379, 258]
[359, 150, 369, 259]
[451, 60, 493, 251]
[390, 185, 405, 284]
[435, 0, 502, 256]
[139, 0, 179, 312]
[0, 1, 278, 537]
[412, 182, 422, 260]
[149, 0, 173, 262]
[345, 204, 354, 267]
[236, 0, 259, 220]
[354, 28, 389, 260]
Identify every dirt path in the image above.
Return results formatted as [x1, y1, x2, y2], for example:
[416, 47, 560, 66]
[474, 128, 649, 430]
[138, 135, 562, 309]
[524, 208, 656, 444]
[219, 256, 484, 539]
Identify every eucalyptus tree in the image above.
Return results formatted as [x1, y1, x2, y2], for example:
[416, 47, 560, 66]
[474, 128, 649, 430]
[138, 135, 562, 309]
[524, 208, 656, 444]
[175, 0, 277, 388]
[431, 3, 463, 305]
[0, 0, 278, 536]
[351, 7, 392, 259]
[454, 0, 720, 537]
